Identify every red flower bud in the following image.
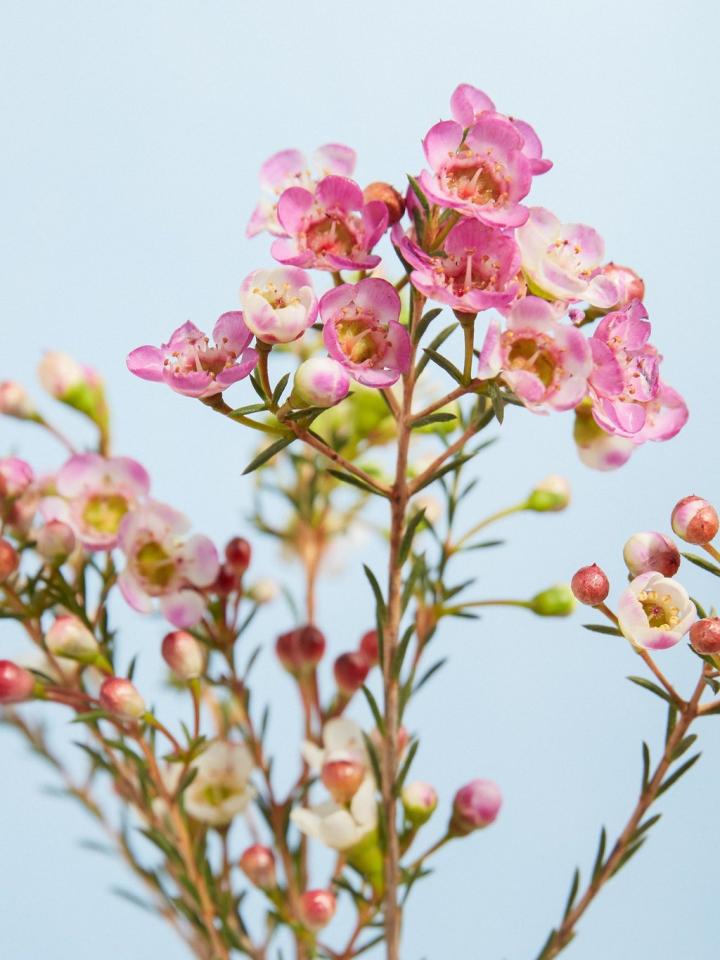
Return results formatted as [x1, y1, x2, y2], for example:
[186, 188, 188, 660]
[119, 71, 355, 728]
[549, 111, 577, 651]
[299, 889, 336, 931]
[321, 757, 365, 804]
[225, 537, 252, 575]
[363, 182, 405, 225]
[359, 629, 379, 666]
[671, 495, 719, 545]
[0, 660, 35, 704]
[570, 564, 610, 606]
[297, 625, 326, 668]
[213, 563, 241, 596]
[162, 631, 205, 680]
[689, 618, 720, 655]
[239, 844, 276, 888]
[622, 532, 680, 578]
[333, 651, 370, 696]
[276, 629, 302, 673]
[99, 677, 146, 719]
[0, 538, 19, 581]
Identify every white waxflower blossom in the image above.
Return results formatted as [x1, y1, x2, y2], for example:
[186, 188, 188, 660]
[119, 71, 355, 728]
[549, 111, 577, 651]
[184, 741, 255, 826]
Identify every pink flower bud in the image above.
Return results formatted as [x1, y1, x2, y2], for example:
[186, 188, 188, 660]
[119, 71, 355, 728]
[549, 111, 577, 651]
[363, 182, 405, 225]
[46, 615, 99, 662]
[600, 262, 645, 307]
[36, 520, 76, 563]
[321, 756, 365, 804]
[162, 631, 205, 680]
[0, 538, 19, 581]
[570, 564, 610, 606]
[689, 618, 720, 655]
[99, 677, 146, 719]
[299, 889, 336, 931]
[671, 496, 719, 545]
[526, 474, 571, 512]
[402, 781, 438, 825]
[0, 381, 36, 419]
[0, 457, 34, 499]
[334, 651, 370, 696]
[622, 532, 680, 578]
[290, 358, 350, 409]
[359, 629, 379, 666]
[225, 537, 251, 575]
[451, 779, 502, 835]
[0, 660, 35, 704]
[239, 844, 276, 888]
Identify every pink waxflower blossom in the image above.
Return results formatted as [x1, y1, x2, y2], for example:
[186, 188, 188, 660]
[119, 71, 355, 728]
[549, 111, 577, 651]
[477, 297, 592, 412]
[451, 779, 502, 834]
[418, 117, 533, 227]
[449, 83, 552, 175]
[599, 263, 645, 308]
[271, 176, 388, 272]
[393, 219, 522, 313]
[127, 314, 257, 399]
[617, 571, 695, 651]
[239, 267, 318, 344]
[40, 454, 150, 551]
[0, 457, 34, 499]
[587, 302, 688, 443]
[573, 401, 636, 471]
[517, 208, 618, 307]
[320, 278, 409, 388]
[247, 144, 356, 238]
[117, 501, 219, 628]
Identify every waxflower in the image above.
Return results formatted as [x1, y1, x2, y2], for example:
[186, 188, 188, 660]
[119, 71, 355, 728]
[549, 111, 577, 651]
[40, 453, 150, 551]
[526, 474, 571, 512]
[320, 278, 409, 388]
[247, 143, 356, 238]
[529, 584, 576, 617]
[516, 208, 618, 307]
[450, 779, 502, 835]
[271, 175, 388, 272]
[689, 619, 720, 656]
[0, 457, 34, 500]
[449, 83, 552, 175]
[671, 495, 719, 545]
[623, 532, 681, 578]
[599, 263, 645, 308]
[99, 677, 146, 720]
[402, 781, 438, 826]
[299, 890, 337, 932]
[0, 539, 19, 581]
[117, 501, 219, 628]
[571, 564, 610, 606]
[573, 400, 635, 471]
[37, 352, 108, 428]
[35, 520, 76, 563]
[184, 740, 255, 826]
[419, 117, 533, 227]
[290, 357, 350, 409]
[334, 651, 371, 695]
[394, 219, 521, 313]
[45, 615, 99, 664]
[161, 630, 206, 680]
[240, 845, 276, 888]
[0, 661, 36, 704]
[239, 267, 317, 344]
[363, 181, 405, 225]
[477, 296, 592, 412]
[127, 314, 257, 399]
[617, 571, 695, 651]
[0, 381, 36, 419]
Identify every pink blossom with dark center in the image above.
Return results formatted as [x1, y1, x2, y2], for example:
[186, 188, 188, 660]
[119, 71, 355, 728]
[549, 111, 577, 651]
[272, 176, 388, 272]
[127, 314, 257, 399]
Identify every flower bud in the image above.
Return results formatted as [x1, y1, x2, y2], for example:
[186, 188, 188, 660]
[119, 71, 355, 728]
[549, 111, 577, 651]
[0, 538, 19, 581]
[321, 756, 365, 804]
[297, 625, 326, 669]
[46, 615, 99, 663]
[0, 660, 36, 704]
[529, 585, 576, 617]
[622, 532, 680, 578]
[248, 578, 278, 604]
[276, 629, 302, 673]
[689, 618, 720, 655]
[213, 563, 241, 596]
[99, 677, 146, 719]
[600, 262, 645, 308]
[671, 496, 719, 545]
[225, 537, 251, 575]
[36, 521, 76, 563]
[334, 651, 370, 696]
[570, 564, 610, 606]
[0, 457, 34, 499]
[526, 475, 571, 512]
[239, 844, 276, 888]
[162, 631, 205, 680]
[363, 182, 405, 225]
[450, 779, 502, 835]
[359, 629, 379, 666]
[402, 781, 438, 825]
[0, 381, 36, 419]
[299, 889, 337, 931]
[37, 351, 108, 429]
[290, 358, 350, 410]
[573, 401, 635, 472]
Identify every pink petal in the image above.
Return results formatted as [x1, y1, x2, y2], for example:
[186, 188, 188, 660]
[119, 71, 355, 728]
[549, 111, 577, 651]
[313, 143, 356, 177]
[423, 120, 464, 170]
[449, 84, 495, 126]
[183, 534, 220, 587]
[277, 187, 314, 235]
[118, 570, 153, 614]
[127, 345, 164, 382]
[315, 176, 364, 214]
[213, 311, 253, 354]
[259, 149, 305, 191]
[160, 590, 207, 628]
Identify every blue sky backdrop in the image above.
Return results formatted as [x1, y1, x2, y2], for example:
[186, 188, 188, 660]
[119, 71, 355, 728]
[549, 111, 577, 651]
[1, 1, 718, 958]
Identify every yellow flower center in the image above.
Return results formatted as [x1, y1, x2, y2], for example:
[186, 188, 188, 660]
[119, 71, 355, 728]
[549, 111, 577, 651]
[82, 494, 128, 534]
[638, 589, 680, 629]
[135, 540, 176, 589]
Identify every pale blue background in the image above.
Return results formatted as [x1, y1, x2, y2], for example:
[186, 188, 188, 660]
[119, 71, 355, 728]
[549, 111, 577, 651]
[1, 1, 718, 958]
